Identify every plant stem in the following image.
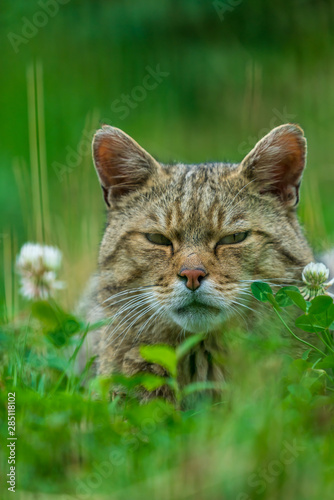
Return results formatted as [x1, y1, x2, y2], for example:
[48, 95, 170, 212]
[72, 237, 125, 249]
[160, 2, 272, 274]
[49, 326, 89, 396]
[273, 308, 325, 357]
[315, 332, 334, 355]
[324, 329, 334, 350]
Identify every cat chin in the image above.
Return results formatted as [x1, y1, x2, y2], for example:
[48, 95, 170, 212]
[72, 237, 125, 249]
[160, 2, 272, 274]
[169, 309, 227, 334]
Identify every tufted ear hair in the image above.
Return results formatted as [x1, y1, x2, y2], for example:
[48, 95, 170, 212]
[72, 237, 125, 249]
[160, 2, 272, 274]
[240, 124, 307, 208]
[92, 125, 160, 206]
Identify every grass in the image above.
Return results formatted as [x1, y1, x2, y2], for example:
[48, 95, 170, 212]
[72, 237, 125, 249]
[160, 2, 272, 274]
[1, 303, 334, 499]
[1, 2, 334, 498]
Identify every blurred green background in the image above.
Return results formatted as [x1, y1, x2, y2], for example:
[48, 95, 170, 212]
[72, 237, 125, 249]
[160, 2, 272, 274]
[1, 0, 334, 315]
[1, 3, 334, 499]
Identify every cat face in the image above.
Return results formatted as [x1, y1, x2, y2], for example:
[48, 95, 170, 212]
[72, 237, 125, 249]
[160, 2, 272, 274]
[93, 125, 313, 334]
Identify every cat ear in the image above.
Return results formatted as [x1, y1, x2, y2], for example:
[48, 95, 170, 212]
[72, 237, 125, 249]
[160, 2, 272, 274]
[92, 125, 160, 206]
[240, 124, 307, 207]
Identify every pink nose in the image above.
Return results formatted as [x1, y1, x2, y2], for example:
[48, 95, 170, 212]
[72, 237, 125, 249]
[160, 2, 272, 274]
[179, 268, 207, 291]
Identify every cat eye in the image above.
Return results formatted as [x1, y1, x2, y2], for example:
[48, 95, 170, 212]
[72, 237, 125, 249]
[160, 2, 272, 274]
[145, 233, 172, 246]
[217, 231, 249, 245]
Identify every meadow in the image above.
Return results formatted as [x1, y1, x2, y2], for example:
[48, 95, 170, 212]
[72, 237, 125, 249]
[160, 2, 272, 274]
[1, 1, 334, 498]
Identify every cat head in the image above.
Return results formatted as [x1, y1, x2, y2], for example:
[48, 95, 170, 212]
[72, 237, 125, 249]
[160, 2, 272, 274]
[92, 124, 313, 334]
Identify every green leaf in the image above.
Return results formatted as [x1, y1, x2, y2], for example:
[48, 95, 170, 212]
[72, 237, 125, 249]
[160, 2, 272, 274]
[285, 290, 307, 312]
[32, 301, 81, 344]
[316, 356, 334, 370]
[47, 329, 68, 347]
[176, 334, 205, 360]
[287, 384, 312, 402]
[109, 373, 141, 390]
[295, 314, 325, 333]
[31, 301, 59, 328]
[301, 349, 312, 361]
[86, 319, 109, 331]
[60, 317, 81, 336]
[109, 373, 165, 392]
[275, 286, 300, 307]
[136, 374, 166, 391]
[308, 295, 333, 315]
[181, 381, 223, 396]
[140, 344, 177, 377]
[76, 356, 98, 388]
[251, 282, 273, 302]
[312, 304, 334, 329]
[267, 293, 280, 310]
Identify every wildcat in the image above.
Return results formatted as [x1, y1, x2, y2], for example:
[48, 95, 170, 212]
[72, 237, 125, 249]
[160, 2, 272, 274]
[79, 123, 314, 402]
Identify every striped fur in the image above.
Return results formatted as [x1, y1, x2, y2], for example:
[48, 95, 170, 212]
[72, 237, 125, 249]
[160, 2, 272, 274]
[82, 124, 314, 403]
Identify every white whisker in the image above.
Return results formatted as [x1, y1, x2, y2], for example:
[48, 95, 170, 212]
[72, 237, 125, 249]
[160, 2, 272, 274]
[134, 305, 165, 343]
[106, 298, 156, 342]
[113, 303, 159, 347]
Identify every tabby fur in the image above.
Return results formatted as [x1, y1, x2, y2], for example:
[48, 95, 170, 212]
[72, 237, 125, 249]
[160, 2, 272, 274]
[81, 124, 314, 403]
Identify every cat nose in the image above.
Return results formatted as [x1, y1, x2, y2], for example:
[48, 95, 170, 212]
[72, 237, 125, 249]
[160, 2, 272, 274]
[178, 268, 207, 291]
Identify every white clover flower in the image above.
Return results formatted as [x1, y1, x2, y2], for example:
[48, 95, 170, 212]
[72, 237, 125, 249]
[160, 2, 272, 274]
[16, 243, 65, 300]
[41, 246, 62, 271]
[300, 262, 334, 300]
